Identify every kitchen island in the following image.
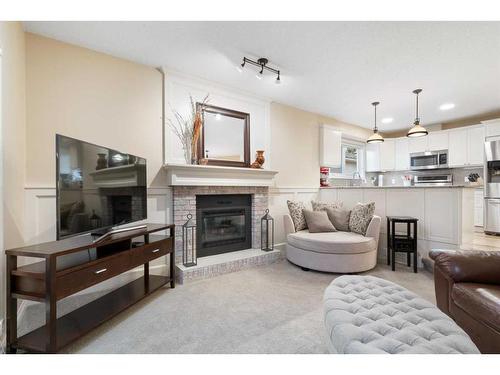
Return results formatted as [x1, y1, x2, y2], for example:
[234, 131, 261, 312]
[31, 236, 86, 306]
[319, 185, 478, 266]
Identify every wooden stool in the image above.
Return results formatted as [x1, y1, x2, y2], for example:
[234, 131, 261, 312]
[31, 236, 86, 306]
[386, 216, 418, 273]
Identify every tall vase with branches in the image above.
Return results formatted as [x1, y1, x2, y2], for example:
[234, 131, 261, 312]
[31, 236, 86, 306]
[168, 94, 209, 164]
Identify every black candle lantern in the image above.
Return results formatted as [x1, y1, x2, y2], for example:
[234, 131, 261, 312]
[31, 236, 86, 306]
[89, 209, 102, 229]
[261, 209, 274, 252]
[182, 213, 197, 267]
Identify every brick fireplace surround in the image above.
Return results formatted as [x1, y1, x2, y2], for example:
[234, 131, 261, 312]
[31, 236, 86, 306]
[172, 186, 269, 263]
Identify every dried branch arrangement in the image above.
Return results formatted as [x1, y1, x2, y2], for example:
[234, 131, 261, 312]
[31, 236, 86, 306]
[167, 94, 209, 164]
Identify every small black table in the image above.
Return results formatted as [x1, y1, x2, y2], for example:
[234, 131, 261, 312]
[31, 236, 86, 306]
[386, 216, 418, 273]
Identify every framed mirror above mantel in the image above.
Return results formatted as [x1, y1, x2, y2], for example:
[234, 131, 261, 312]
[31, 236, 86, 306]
[196, 103, 251, 168]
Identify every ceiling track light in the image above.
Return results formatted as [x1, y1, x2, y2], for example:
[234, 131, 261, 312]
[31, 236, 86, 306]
[240, 57, 281, 83]
[367, 101, 384, 144]
[407, 88, 428, 138]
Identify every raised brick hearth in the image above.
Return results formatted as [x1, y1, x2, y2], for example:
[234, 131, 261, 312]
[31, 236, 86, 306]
[172, 186, 269, 264]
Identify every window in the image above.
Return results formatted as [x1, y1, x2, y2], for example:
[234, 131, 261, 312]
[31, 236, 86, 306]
[330, 141, 365, 179]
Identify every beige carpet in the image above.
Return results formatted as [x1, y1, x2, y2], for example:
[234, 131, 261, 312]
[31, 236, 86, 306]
[18, 260, 435, 354]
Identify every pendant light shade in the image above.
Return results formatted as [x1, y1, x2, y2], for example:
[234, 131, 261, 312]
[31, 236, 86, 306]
[367, 101, 384, 144]
[407, 89, 428, 138]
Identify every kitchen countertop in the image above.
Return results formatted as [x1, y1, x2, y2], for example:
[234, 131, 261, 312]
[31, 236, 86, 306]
[321, 184, 483, 189]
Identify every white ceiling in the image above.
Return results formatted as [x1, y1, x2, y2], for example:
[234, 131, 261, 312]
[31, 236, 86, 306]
[23, 21, 500, 132]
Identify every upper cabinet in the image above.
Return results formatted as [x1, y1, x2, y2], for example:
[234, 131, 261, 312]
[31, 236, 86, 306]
[409, 132, 448, 153]
[467, 126, 486, 166]
[394, 138, 409, 171]
[428, 131, 449, 151]
[366, 143, 381, 172]
[449, 125, 485, 167]
[379, 139, 395, 171]
[448, 129, 468, 167]
[408, 136, 428, 154]
[482, 118, 500, 138]
[319, 125, 342, 168]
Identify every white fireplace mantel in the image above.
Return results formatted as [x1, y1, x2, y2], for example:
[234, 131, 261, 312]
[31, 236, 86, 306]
[164, 163, 278, 187]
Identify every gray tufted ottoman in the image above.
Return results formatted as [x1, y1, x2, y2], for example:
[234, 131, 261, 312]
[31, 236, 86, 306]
[323, 275, 479, 354]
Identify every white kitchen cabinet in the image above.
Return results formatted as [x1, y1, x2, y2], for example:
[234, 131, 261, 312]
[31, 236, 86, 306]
[386, 188, 425, 238]
[408, 136, 428, 154]
[365, 143, 381, 172]
[474, 189, 484, 227]
[424, 188, 459, 244]
[482, 118, 500, 138]
[448, 129, 468, 167]
[467, 126, 486, 166]
[395, 138, 409, 171]
[319, 125, 342, 168]
[337, 189, 364, 210]
[379, 139, 395, 171]
[428, 131, 449, 151]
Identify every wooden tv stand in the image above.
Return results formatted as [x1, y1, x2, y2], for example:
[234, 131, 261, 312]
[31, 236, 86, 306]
[5, 223, 175, 353]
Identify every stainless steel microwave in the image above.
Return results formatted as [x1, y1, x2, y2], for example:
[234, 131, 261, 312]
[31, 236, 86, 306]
[410, 150, 448, 170]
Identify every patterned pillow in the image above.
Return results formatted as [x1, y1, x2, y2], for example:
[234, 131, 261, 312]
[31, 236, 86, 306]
[287, 200, 308, 231]
[311, 200, 343, 212]
[349, 202, 375, 235]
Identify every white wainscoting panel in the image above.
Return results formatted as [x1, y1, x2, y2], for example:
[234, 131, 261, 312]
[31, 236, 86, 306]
[24, 187, 172, 245]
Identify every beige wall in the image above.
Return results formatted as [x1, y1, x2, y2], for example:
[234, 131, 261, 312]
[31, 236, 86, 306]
[0, 20, 26, 337]
[270, 102, 372, 187]
[25, 33, 164, 188]
[1, 22, 26, 250]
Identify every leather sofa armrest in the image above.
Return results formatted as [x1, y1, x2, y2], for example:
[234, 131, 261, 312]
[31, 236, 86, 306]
[430, 249, 500, 284]
[365, 215, 381, 243]
[283, 214, 296, 236]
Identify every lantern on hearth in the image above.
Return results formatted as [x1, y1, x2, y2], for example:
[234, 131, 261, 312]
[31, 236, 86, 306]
[261, 209, 274, 252]
[182, 213, 197, 267]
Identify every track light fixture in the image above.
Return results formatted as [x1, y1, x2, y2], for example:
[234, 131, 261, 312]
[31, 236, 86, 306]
[240, 57, 281, 84]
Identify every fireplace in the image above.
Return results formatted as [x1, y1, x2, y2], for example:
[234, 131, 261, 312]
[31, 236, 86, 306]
[196, 194, 252, 257]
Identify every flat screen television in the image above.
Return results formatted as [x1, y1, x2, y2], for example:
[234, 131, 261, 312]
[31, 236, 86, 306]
[56, 134, 147, 239]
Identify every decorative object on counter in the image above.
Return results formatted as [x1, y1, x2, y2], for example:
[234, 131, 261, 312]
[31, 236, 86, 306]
[370, 176, 379, 186]
[407, 89, 428, 138]
[366, 101, 385, 144]
[320, 167, 330, 187]
[467, 173, 480, 182]
[261, 209, 275, 251]
[239, 57, 281, 84]
[378, 174, 384, 187]
[182, 213, 197, 267]
[96, 153, 108, 170]
[402, 175, 413, 187]
[168, 94, 210, 165]
[250, 150, 266, 169]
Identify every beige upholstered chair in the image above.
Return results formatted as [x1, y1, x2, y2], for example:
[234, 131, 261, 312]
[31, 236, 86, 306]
[284, 214, 381, 273]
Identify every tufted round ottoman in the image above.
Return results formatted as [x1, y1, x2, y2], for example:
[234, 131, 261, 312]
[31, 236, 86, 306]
[323, 275, 479, 354]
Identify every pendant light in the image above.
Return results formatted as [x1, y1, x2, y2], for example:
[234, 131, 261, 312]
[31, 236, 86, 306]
[367, 101, 384, 144]
[407, 88, 428, 138]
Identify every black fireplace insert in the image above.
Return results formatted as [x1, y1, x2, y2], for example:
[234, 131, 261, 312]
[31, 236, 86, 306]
[196, 194, 252, 257]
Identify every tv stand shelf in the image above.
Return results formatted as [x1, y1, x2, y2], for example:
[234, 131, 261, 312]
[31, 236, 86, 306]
[5, 223, 175, 353]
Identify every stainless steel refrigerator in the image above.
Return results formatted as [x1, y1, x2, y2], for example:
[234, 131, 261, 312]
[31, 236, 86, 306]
[484, 138, 500, 234]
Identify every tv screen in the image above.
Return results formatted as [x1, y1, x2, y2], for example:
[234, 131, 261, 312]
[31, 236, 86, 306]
[56, 135, 147, 239]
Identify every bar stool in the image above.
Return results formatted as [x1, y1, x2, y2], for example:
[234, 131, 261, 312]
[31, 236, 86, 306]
[386, 216, 418, 273]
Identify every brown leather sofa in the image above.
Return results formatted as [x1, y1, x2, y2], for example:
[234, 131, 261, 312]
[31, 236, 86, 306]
[430, 249, 500, 353]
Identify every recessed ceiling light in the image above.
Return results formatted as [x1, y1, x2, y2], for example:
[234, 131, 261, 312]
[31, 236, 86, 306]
[439, 103, 455, 111]
[381, 117, 393, 124]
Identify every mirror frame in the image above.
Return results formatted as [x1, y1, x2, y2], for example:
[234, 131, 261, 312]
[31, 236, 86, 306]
[196, 103, 251, 168]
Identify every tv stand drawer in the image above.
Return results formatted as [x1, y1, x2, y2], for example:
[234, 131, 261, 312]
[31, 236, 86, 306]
[57, 252, 131, 299]
[131, 238, 172, 267]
